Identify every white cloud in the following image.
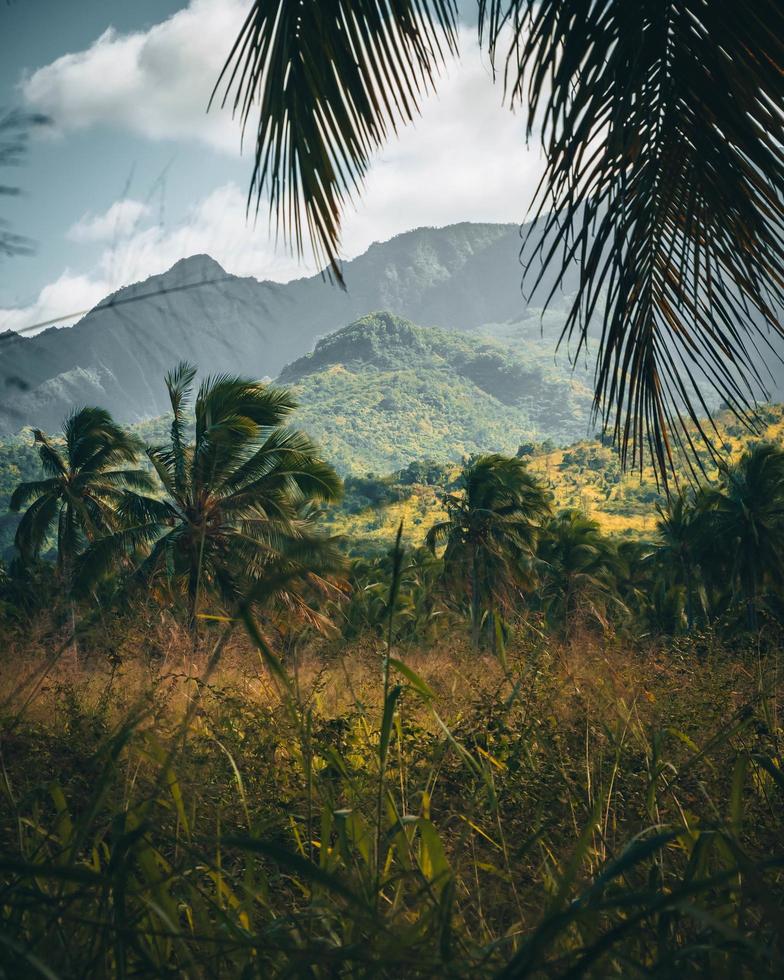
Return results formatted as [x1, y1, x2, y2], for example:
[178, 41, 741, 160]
[21, 0, 247, 153]
[8, 8, 545, 336]
[0, 184, 310, 335]
[67, 199, 151, 243]
[341, 34, 540, 251]
[93, 182, 309, 286]
[20, 0, 537, 211]
[0, 273, 112, 334]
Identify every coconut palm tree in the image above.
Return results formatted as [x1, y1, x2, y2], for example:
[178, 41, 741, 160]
[9, 407, 152, 586]
[537, 510, 621, 639]
[653, 491, 710, 631]
[426, 454, 551, 650]
[81, 363, 343, 630]
[213, 0, 784, 478]
[699, 443, 784, 629]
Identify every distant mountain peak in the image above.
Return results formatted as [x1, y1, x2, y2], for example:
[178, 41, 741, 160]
[279, 312, 428, 380]
[162, 254, 229, 281]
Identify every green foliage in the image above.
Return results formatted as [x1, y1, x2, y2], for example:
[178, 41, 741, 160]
[0, 432, 52, 556]
[1, 379, 784, 976]
[9, 408, 153, 581]
[80, 363, 344, 629]
[1, 612, 782, 977]
[427, 454, 551, 649]
[537, 509, 622, 637]
[282, 313, 594, 473]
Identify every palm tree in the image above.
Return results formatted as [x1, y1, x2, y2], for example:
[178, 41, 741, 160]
[537, 510, 621, 639]
[82, 363, 343, 630]
[426, 454, 551, 650]
[212, 1, 784, 478]
[653, 491, 709, 631]
[699, 444, 784, 629]
[9, 407, 152, 587]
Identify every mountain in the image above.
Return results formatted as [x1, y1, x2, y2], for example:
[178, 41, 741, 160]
[0, 222, 581, 434]
[282, 312, 595, 473]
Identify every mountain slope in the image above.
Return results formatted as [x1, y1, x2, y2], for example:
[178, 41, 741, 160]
[0, 222, 578, 435]
[282, 312, 594, 472]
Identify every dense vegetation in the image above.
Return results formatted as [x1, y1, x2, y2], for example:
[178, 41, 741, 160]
[1, 363, 783, 977]
[281, 313, 594, 472]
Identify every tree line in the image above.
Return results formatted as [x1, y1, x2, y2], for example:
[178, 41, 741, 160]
[5, 362, 784, 647]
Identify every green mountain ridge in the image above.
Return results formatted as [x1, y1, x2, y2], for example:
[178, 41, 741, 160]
[282, 312, 594, 473]
[0, 222, 578, 435]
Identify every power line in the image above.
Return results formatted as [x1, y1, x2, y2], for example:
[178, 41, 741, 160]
[1, 274, 241, 339]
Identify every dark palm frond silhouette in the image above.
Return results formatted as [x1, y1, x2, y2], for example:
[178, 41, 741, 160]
[9, 407, 153, 581]
[80, 362, 344, 629]
[210, 0, 459, 283]
[215, 0, 784, 477]
[0, 111, 49, 257]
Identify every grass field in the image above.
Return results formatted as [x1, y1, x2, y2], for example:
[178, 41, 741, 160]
[1, 603, 782, 977]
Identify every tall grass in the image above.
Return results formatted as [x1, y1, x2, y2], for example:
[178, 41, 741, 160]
[0, 543, 783, 976]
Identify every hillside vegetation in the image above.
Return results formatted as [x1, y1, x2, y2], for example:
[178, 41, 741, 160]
[3, 395, 783, 559]
[282, 312, 594, 472]
[323, 403, 784, 550]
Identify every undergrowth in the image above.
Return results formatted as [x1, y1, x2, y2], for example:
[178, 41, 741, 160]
[0, 552, 782, 977]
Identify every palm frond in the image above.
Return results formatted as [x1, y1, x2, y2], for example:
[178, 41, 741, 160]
[424, 520, 454, 553]
[480, 0, 784, 478]
[75, 435, 143, 476]
[227, 431, 343, 505]
[147, 445, 182, 499]
[9, 478, 61, 513]
[219, 425, 316, 494]
[115, 491, 177, 527]
[88, 468, 157, 492]
[193, 377, 298, 491]
[211, 0, 458, 282]
[62, 407, 133, 471]
[164, 361, 197, 495]
[195, 376, 296, 440]
[137, 525, 188, 582]
[31, 429, 67, 478]
[76, 522, 167, 591]
[219, 0, 784, 477]
[13, 491, 61, 560]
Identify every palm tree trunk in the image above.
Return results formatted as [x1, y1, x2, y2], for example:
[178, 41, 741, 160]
[744, 566, 758, 632]
[746, 573, 757, 631]
[188, 560, 200, 641]
[56, 506, 78, 669]
[62, 557, 78, 670]
[682, 558, 694, 631]
[470, 544, 480, 653]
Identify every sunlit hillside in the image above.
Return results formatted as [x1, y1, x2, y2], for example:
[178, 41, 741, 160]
[322, 404, 784, 550]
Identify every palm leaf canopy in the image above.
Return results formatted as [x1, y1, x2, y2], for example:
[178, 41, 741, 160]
[212, 0, 458, 282]
[218, 0, 784, 477]
[701, 443, 784, 595]
[427, 454, 551, 574]
[80, 363, 343, 620]
[9, 407, 152, 566]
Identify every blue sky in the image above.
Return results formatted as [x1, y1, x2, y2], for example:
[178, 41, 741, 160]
[1, 0, 543, 334]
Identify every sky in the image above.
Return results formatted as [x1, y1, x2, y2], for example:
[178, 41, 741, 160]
[0, 0, 545, 335]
